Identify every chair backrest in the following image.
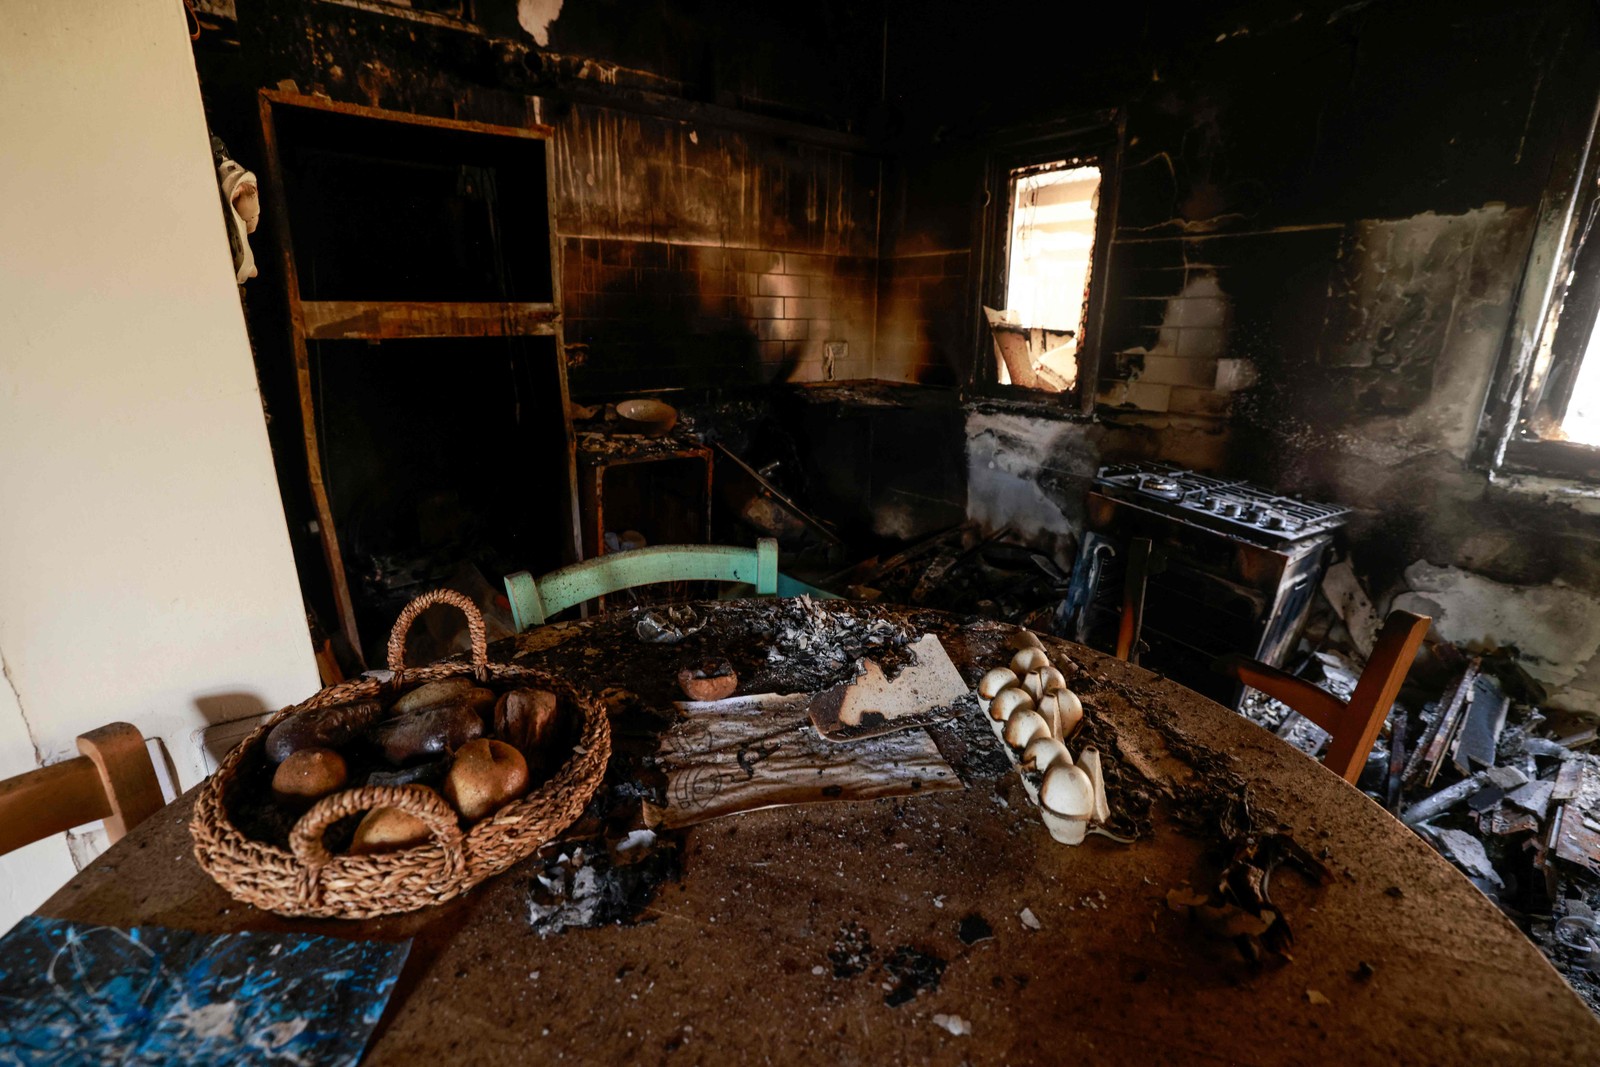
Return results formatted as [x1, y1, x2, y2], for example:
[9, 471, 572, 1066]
[1217, 609, 1431, 784]
[1320, 610, 1432, 781]
[0, 723, 165, 855]
[503, 538, 835, 631]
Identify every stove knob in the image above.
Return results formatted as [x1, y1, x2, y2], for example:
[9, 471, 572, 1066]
[1261, 513, 1285, 530]
[1242, 505, 1263, 523]
[1219, 503, 1241, 518]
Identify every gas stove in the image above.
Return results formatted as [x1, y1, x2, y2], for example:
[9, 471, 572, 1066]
[1094, 462, 1350, 544]
[1071, 462, 1350, 707]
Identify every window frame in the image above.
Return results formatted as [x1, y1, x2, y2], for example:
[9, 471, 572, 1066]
[969, 112, 1122, 415]
[1476, 88, 1600, 481]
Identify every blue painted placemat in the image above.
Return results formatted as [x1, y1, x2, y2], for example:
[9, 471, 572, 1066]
[0, 917, 410, 1066]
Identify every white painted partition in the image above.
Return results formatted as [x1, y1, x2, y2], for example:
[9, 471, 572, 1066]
[0, 0, 320, 930]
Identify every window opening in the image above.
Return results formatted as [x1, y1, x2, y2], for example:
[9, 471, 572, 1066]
[1562, 317, 1600, 445]
[987, 161, 1101, 393]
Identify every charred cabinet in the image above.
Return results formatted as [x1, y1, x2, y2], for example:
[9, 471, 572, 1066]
[258, 92, 579, 665]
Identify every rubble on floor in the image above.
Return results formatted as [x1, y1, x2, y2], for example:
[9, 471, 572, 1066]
[1240, 591, 1600, 1013]
[826, 525, 1072, 632]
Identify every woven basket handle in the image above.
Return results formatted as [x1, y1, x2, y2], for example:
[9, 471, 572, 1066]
[387, 589, 488, 677]
[289, 784, 466, 874]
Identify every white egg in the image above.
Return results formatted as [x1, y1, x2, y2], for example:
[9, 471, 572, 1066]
[1022, 735, 1071, 774]
[1040, 808, 1090, 846]
[977, 667, 1019, 700]
[1006, 629, 1045, 651]
[1039, 763, 1095, 817]
[1053, 688, 1084, 738]
[1036, 691, 1080, 740]
[1038, 763, 1095, 846]
[1004, 709, 1050, 750]
[1010, 647, 1050, 674]
[988, 686, 1033, 723]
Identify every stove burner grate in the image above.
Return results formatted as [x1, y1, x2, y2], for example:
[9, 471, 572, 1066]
[1094, 462, 1350, 542]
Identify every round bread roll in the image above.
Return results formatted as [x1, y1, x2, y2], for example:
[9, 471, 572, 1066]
[391, 678, 476, 716]
[271, 746, 347, 806]
[350, 794, 437, 855]
[444, 739, 530, 822]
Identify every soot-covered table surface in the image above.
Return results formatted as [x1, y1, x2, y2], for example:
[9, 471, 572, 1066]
[38, 600, 1600, 1065]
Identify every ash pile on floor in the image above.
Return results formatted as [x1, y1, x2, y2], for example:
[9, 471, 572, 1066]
[1235, 602, 1600, 1013]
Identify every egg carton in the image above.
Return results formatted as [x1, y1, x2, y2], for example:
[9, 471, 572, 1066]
[976, 632, 1116, 846]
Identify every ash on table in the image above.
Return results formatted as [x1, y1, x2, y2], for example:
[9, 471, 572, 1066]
[828, 921, 874, 978]
[881, 945, 947, 1007]
[566, 598, 923, 699]
[759, 595, 915, 690]
[526, 833, 678, 937]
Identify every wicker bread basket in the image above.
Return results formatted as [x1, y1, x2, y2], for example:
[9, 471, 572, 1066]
[191, 589, 610, 918]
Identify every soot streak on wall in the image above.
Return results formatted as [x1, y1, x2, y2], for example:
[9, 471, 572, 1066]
[199, 1, 1600, 708]
[206, 0, 889, 398]
[882, 0, 1600, 712]
[193, 0, 944, 641]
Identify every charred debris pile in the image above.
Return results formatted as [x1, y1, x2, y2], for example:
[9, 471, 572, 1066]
[1234, 601, 1600, 1011]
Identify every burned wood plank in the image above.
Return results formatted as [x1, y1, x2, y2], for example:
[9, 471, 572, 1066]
[1402, 772, 1493, 825]
[260, 87, 554, 140]
[910, 549, 961, 605]
[821, 526, 966, 592]
[1555, 760, 1586, 801]
[1451, 674, 1509, 774]
[1551, 804, 1600, 876]
[1385, 709, 1407, 812]
[258, 91, 364, 661]
[1404, 662, 1478, 788]
[1486, 806, 1540, 836]
[1506, 779, 1556, 820]
[302, 301, 560, 340]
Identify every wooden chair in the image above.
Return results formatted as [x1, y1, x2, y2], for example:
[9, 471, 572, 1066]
[503, 537, 836, 631]
[1215, 610, 1432, 784]
[0, 723, 165, 855]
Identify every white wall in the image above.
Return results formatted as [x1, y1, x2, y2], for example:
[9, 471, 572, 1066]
[0, 0, 321, 930]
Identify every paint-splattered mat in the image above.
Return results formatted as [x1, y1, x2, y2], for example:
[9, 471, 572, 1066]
[0, 917, 408, 1066]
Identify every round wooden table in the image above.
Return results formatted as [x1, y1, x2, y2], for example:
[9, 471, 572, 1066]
[36, 602, 1600, 1065]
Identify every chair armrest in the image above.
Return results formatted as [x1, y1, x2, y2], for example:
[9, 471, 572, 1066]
[1213, 654, 1346, 734]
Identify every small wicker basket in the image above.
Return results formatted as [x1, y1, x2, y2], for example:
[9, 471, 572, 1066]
[191, 589, 610, 919]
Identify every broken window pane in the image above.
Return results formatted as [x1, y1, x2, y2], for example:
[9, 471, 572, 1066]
[989, 161, 1101, 393]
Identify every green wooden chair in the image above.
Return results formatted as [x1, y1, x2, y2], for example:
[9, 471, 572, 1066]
[503, 538, 835, 631]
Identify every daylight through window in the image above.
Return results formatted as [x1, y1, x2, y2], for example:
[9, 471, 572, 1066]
[987, 161, 1101, 393]
[1561, 318, 1600, 446]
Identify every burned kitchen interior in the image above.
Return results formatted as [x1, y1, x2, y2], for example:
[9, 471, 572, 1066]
[188, 0, 1600, 1022]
